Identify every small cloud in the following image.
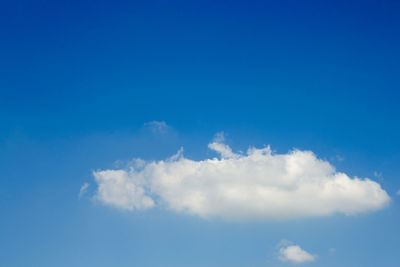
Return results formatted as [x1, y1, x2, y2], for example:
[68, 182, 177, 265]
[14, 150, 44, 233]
[329, 248, 336, 254]
[79, 182, 90, 198]
[279, 242, 316, 264]
[396, 189, 400, 195]
[144, 121, 169, 133]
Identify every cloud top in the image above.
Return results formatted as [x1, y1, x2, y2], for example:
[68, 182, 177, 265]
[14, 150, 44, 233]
[91, 134, 390, 221]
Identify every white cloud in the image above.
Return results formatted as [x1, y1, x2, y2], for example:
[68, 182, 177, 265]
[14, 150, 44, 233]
[91, 133, 390, 221]
[79, 182, 90, 198]
[397, 189, 400, 195]
[144, 120, 169, 133]
[279, 243, 316, 264]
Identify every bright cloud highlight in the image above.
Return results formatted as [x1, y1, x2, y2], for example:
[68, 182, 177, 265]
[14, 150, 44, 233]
[91, 134, 390, 221]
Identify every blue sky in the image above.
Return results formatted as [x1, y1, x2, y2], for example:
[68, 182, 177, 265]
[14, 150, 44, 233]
[1, 0, 400, 266]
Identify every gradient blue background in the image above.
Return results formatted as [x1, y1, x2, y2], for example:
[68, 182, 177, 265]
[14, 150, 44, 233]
[1, 0, 399, 266]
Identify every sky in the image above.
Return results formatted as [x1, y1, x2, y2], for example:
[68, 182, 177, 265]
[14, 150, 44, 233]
[1, 0, 400, 266]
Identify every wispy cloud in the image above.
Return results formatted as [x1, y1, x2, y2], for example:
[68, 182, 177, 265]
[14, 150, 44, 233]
[373, 171, 383, 180]
[144, 121, 169, 133]
[91, 133, 390, 221]
[79, 182, 90, 198]
[336, 155, 344, 162]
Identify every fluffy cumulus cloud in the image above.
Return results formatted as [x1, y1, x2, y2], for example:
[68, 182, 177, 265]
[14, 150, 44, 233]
[279, 242, 316, 264]
[91, 134, 390, 221]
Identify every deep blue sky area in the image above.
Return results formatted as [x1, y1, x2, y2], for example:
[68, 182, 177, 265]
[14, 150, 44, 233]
[0, 0, 399, 266]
